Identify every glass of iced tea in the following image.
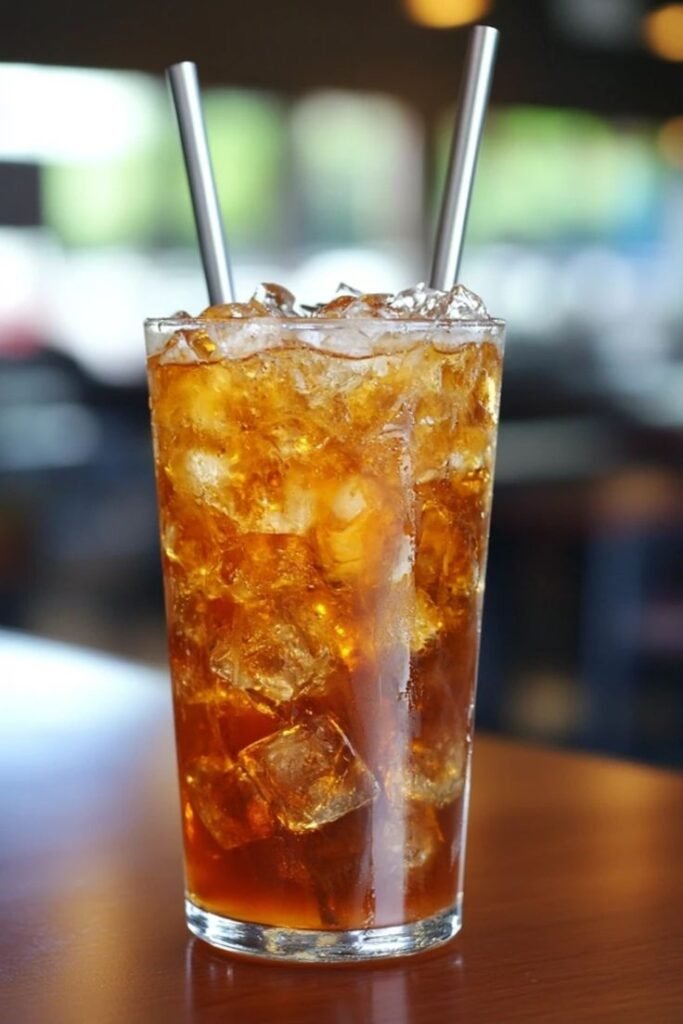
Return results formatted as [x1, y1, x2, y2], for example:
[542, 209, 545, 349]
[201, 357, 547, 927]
[145, 282, 504, 962]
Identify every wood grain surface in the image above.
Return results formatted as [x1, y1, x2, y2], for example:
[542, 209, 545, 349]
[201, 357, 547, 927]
[1, 631, 682, 1024]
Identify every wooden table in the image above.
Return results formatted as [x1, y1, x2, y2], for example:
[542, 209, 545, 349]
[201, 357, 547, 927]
[1, 631, 682, 1023]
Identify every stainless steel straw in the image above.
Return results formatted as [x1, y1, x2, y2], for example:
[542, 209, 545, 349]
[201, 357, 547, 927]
[430, 26, 499, 290]
[166, 61, 236, 305]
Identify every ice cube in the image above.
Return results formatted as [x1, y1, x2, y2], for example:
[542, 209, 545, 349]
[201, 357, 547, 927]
[316, 294, 359, 318]
[290, 590, 358, 667]
[416, 495, 482, 603]
[316, 474, 403, 586]
[315, 284, 391, 319]
[303, 283, 361, 315]
[193, 674, 280, 757]
[307, 815, 373, 928]
[185, 755, 274, 851]
[388, 282, 446, 319]
[316, 476, 376, 581]
[344, 293, 393, 318]
[167, 444, 256, 529]
[388, 282, 489, 321]
[410, 589, 444, 652]
[333, 477, 369, 521]
[174, 686, 226, 763]
[269, 815, 372, 928]
[415, 500, 453, 595]
[256, 477, 315, 535]
[161, 519, 231, 599]
[253, 282, 297, 316]
[238, 621, 321, 703]
[269, 413, 327, 460]
[411, 342, 500, 484]
[170, 438, 311, 536]
[240, 715, 379, 832]
[199, 299, 269, 319]
[177, 445, 261, 527]
[382, 687, 468, 808]
[166, 586, 215, 661]
[442, 284, 489, 320]
[229, 534, 320, 603]
[382, 801, 443, 871]
[157, 362, 235, 439]
[181, 448, 235, 506]
[331, 361, 409, 444]
[214, 603, 335, 705]
[406, 735, 467, 807]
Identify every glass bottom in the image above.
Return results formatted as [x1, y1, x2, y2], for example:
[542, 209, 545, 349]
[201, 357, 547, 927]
[185, 896, 462, 963]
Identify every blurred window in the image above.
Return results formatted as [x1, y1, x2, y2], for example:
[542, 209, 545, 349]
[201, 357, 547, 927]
[290, 90, 423, 250]
[168, 90, 286, 252]
[436, 107, 662, 244]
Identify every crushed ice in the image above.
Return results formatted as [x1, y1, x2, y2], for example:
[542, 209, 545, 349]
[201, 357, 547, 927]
[197, 282, 489, 322]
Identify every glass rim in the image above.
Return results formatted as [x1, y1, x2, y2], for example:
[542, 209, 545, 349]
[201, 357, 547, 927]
[144, 315, 506, 332]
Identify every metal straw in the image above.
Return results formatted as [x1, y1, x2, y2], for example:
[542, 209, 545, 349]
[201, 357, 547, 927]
[430, 25, 499, 291]
[166, 61, 236, 305]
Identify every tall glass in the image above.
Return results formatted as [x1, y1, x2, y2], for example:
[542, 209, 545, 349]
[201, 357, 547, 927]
[145, 313, 505, 962]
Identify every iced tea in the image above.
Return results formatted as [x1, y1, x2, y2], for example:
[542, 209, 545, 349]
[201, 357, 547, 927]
[146, 284, 504, 959]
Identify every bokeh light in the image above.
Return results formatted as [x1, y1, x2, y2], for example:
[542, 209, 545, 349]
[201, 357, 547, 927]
[658, 116, 683, 167]
[404, 0, 492, 30]
[643, 4, 683, 61]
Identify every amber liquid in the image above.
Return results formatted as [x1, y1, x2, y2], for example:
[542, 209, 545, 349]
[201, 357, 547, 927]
[148, 328, 502, 931]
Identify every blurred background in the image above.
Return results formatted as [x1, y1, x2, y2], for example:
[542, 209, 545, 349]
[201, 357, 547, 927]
[0, 0, 681, 766]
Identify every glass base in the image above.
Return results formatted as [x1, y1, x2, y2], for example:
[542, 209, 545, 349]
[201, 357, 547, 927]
[185, 896, 462, 963]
